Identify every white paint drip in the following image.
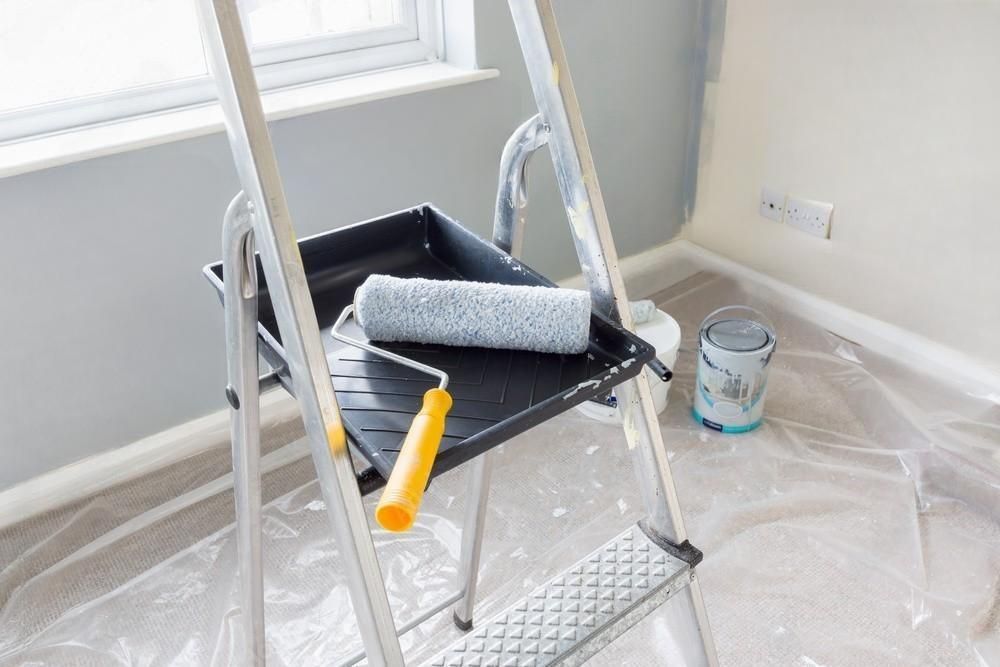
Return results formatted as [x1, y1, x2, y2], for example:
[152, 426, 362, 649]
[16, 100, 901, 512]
[622, 408, 640, 450]
[562, 378, 602, 399]
[567, 201, 591, 239]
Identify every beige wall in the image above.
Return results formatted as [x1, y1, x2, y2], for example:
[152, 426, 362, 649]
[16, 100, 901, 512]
[689, 0, 1000, 370]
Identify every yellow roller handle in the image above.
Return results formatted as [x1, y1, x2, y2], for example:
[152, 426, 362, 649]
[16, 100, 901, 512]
[375, 388, 452, 532]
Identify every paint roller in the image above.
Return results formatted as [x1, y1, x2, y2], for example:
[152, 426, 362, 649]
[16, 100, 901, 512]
[332, 275, 593, 532]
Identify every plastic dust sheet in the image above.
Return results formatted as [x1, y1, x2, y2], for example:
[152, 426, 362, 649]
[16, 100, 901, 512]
[1, 271, 998, 666]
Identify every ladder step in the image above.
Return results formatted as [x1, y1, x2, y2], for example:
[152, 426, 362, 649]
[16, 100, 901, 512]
[425, 525, 691, 667]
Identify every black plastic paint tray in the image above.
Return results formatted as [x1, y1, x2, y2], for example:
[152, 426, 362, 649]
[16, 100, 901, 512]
[205, 204, 654, 485]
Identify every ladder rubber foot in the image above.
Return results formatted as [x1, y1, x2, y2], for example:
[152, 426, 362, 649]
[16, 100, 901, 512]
[453, 611, 474, 632]
[425, 524, 691, 666]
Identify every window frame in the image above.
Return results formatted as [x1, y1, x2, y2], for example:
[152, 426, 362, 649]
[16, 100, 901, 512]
[0, 0, 441, 144]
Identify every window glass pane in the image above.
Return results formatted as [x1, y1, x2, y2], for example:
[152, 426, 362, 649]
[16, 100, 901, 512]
[245, 0, 402, 46]
[0, 0, 206, 112]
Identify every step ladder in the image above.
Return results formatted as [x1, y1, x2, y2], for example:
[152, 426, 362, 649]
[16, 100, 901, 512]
[196, 0, 718, 664]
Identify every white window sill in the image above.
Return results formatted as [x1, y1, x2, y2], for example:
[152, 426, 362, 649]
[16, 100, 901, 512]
[0, 62, 499, 179]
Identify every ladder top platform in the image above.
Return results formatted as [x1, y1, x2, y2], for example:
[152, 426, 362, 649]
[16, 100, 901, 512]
[205, 204, 654, 483]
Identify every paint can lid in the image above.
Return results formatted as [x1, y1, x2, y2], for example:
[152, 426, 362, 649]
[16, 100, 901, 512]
[705, 318, 771, 352]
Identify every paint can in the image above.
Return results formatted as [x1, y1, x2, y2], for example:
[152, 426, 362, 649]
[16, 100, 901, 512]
[693, 306, 776, 433]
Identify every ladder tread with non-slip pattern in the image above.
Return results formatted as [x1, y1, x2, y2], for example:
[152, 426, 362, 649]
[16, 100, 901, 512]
[426, 525, 691, 667]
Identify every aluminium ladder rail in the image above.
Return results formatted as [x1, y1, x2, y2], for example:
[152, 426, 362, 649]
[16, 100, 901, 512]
[197, 0, 718, 664]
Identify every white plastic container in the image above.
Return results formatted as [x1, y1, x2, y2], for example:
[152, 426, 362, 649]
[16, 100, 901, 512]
[575, 308, 681, 423]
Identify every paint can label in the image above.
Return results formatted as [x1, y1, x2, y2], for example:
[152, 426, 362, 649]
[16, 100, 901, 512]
[693, 307, 776, 434]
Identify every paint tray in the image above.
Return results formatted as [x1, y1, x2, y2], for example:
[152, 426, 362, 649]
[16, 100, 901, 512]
[205, 204, 654, 489]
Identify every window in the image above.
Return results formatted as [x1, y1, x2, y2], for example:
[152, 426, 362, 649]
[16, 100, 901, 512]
[0, 0, 440, 142]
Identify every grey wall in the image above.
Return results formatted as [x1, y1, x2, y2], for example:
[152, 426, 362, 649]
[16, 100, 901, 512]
[0, 0, 700, 489]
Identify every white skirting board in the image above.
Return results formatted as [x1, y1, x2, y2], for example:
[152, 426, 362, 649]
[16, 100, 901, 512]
[556, 239, 703, 299]
[0, 389, 301, 532]
[674, 241, 1000, 396]
[1, 240, 997, 530]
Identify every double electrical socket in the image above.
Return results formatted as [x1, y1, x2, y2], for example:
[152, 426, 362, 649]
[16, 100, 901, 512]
[759, 188, 834, 239]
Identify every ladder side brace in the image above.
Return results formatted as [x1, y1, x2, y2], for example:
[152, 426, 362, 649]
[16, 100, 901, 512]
[506, 1, 718, 663]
